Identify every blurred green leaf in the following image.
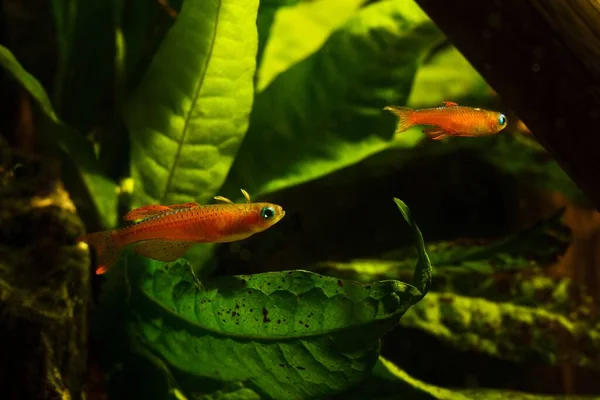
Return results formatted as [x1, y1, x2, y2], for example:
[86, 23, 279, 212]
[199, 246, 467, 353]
[256, 0, 366, 91]
[124, 0, 259, 209]
[222, 0, 444, 200]
[52, 0, 116, 132]
[0, 45, 117, 228]
[334, 356, 598, 400]
[0, 45, 58, 122]
[40, 119, 119, 229]
[407, 43, 492, 108]
[400, 291, 600, 368]
[97, 197, 431, 399]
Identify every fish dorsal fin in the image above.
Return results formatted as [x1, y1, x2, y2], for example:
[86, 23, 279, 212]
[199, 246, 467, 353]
[123, 202, 200, 221]
[133, 239, 195, 262]
[442, 101, 458, 107]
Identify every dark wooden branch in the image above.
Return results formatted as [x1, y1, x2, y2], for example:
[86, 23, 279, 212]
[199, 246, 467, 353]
[414, 0, 600, 211]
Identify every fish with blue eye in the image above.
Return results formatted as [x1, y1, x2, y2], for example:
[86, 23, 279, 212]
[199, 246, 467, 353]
[383, 101, 509, 140]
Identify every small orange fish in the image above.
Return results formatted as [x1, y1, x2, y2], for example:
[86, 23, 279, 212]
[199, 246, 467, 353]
[384, 101, 508, 140]
[77, 189, 285, 275]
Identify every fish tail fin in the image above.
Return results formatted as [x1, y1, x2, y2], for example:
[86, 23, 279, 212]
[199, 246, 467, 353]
[383, 106, 415, 134]
[77, 230, 122, 275]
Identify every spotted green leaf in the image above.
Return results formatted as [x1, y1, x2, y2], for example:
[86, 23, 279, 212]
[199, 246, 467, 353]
[97, 198, 431, 399]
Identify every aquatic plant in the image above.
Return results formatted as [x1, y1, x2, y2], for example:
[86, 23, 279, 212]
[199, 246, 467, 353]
[0, 0, 596, 399]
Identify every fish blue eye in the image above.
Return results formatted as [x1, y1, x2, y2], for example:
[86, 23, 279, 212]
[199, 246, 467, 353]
[260, 206, 275, 219]
[498, 114, 507, 126]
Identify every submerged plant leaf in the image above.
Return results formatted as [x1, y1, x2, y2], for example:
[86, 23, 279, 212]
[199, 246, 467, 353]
[256, 0, 301, 75]
[0, 45, 58, 122]
[0, 45, 118, 228]
[334, 356, 598, 400]
[222, 0, 444, 200]
[256, 0, 366, 91]
[406, 43, 492, 108]
[400, 292, 600, 368]
[125, 0, 259, 209]
[97, 197, 431, 399]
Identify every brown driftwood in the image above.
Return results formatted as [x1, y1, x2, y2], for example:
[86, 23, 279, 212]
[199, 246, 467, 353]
[414, 0, 600, 211]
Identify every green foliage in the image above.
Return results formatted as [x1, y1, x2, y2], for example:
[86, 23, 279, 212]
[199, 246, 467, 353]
[96, 198, 431, 399]
[221, 0, 445, 200]
[256, 0, 366, 91]
[2, 0, 596, 398]
[0, 45, 118, 229]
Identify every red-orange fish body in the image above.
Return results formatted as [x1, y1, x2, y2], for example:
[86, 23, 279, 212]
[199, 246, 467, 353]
[384, 101, 508, 140]
[77, 190, 285, 275]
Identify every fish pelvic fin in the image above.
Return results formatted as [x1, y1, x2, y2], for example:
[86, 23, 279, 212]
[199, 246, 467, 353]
[133, 239, 196, 262]
[77, 230, 122, 275]
[383, 106, 414, 134]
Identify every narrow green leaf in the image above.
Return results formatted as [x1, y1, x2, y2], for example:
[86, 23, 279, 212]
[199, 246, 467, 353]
[0, 45, 118, 229]
[124, 0, 259, 208]
[0, 45, 58, 122]
[393, 198, 431, 297]
[256, 0, 366, 91]
[40, 119, 119, 229]
[222, 0, 445, 199]
[54, 0, 117, 132]
[334, 356, 594, 400]
[50, 0, 77, 110]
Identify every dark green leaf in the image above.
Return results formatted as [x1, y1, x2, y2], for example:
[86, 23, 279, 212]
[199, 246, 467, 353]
[39, 118, 119, 229]
[53, 0, 116, 131]
[0, 45, 118, 228]
[222, 0, 445, 199]
[0, 45, 58, 122]
[335, 356, 598, 400]
[393, 198, 431, 298]
[124, 0, 259, 208]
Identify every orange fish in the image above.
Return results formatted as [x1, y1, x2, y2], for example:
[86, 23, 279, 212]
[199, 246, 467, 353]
[384, 101, 508, 140]
[77, 189, 285, 275]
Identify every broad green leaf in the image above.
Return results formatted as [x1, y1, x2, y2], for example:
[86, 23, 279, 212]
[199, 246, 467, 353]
[221, 0, 445, 200]
[0, 45, 118, 228]
[0, 45, 58, 122]
[255, 0, 300, 76]
[125, 0, 259, 208]
[97, 197, 431, 399]
[256, 0, 366, 91]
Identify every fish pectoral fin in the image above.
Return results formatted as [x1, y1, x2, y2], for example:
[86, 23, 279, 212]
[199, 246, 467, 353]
[442, 101, 458, 107]
[133, 239, 196, 262]
[423, 128, 451, 140]
[123, 202, 199, 221]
